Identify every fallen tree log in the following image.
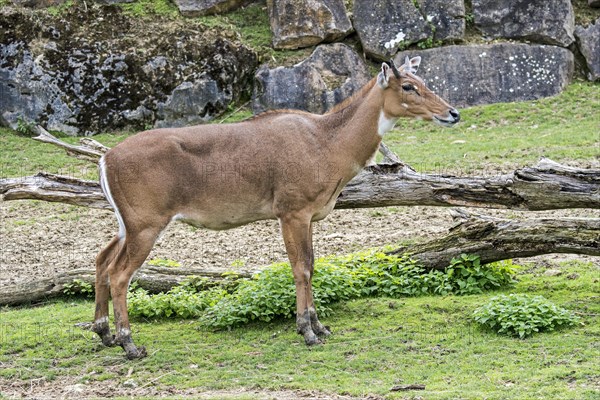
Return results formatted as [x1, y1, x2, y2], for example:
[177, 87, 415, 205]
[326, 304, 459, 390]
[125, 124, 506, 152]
[1, 213, 597, 306]
[2, 127, 598, 210]
[389, 210, 600, 270]
[0, 265, 257, 306]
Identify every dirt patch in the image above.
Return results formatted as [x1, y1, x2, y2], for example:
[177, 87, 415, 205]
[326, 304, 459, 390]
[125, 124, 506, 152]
[1, 200, 597, 287]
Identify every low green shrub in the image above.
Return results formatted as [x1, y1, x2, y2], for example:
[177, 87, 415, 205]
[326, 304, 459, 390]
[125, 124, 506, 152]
[63, 279, 94, 298]
[86, 251, 518, 328]
[128, 281, 227, 319]
[199, 253, 517, 329]
[473, 294, 581, 338]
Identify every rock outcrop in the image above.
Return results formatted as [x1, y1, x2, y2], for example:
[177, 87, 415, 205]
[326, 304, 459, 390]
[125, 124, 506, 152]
[417, 0, 465, 42]
[0, 6, 257, 135]
[172, 0, 252, 17]
[575, 19, 600, 81]
[10, 0, 69, 7]
[395, 44, 574, 107]
[267, 0, 353, 49]
[473, 0, 575, 47]
[252, 43, 371, 114]
[353, 0, 431, 60]
[353, 0, 465, 61]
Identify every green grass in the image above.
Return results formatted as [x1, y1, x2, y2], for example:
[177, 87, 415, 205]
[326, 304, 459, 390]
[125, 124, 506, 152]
[0, 130, 127, 180]
[117, 0, 180, 19]
[385, 81, 600, 173]
[1, 260, 598, 399]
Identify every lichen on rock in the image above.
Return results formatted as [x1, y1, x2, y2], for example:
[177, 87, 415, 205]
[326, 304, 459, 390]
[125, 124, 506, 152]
[0, 5, 257, 135]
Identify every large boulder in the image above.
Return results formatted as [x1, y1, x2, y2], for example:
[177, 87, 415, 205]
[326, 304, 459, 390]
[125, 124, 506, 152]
[354, 0, 431, 60]
[417, 0, 465, 42]
[353, 0, 464, 61]
[473, 0, 575, 47]
[10, 0, 69, 7]
[395, 44, 574, 107]
[172, 0, 252, 17]
[575, 19, 600, 81]
[0, 5, 257, 135]
[267, 0, 352, 49]
[252, 43, 371, 114]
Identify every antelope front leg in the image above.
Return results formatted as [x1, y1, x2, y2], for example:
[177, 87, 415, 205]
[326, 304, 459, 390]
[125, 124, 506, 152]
[305, 223, 331, 338]
[280, 214, 321, 345]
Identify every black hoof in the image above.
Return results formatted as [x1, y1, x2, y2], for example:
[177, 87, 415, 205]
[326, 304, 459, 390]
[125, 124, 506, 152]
[101, 334, 117, 347]
[315, 326, 332, 337]
[125, 346, 147, 360]
[305, 335, 323, 346]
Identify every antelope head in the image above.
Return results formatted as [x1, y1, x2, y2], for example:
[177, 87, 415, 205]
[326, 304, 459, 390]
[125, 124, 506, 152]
[377, 56, 460, 127]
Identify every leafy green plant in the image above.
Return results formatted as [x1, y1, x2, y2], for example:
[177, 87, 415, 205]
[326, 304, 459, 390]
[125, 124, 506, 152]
[63, 279, 94, 298]
[197, 251, 518, 329]
[15, 116, 35, 136]
[417, 36, 442, 50]
[148, 258, 181, 268]
[128, 279, 227, 319]
[473, 294, 581, 338]
[443, 255, 518, 295]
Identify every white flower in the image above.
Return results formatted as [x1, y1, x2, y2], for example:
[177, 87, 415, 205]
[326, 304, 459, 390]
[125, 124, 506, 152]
[427, 15, 434, 22]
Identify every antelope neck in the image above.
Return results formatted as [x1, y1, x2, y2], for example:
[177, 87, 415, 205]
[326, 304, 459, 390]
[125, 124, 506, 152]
[326, 82, 389, 170]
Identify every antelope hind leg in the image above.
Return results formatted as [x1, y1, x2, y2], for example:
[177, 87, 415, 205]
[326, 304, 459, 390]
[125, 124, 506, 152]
[108, 227, 163, 359]
[92, 235, 121, 347]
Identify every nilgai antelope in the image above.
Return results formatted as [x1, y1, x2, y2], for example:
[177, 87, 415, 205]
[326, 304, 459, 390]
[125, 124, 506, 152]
[93, 56, 460, 359]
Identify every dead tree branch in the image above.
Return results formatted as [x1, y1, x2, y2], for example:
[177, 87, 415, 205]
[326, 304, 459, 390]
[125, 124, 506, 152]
[390, 210, 600, 269]
[0, 265, 257, 306]
[32, 125, 106, 163]
[2, 159, 598, 210]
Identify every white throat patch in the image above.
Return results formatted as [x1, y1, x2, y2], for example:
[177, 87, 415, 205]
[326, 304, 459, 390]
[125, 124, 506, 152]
[378, 111, 398, 136]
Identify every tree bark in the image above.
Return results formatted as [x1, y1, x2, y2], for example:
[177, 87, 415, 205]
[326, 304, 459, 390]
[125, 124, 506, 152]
[0, 265, 256, 306]
[2, 162, 598, 212]
[341, 159, 600, 210]
[389, 210, 600, 270]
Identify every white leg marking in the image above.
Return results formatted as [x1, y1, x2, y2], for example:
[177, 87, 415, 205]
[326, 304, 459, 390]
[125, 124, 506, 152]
[378, 111, 398, 136]
[99, 157, 126, 239]
[95, 316, 108, 325]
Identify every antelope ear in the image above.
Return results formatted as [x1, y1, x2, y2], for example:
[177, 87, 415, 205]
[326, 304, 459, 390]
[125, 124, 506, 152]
[403, 56, 421, 74]
[377, 62, 391, 88]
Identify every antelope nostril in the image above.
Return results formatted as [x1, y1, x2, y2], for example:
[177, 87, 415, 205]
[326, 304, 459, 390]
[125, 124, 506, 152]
[449, 108, 460, 122]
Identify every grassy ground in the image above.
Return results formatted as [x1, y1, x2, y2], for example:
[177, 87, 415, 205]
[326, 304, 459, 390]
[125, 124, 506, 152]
[384, 81, 600, 173]
[1, 2, 598, 398]
[0, 260, 598, 399]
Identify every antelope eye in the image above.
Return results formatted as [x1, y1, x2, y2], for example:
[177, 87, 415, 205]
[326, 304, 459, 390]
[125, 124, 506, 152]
[402, 84, 415, 92]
